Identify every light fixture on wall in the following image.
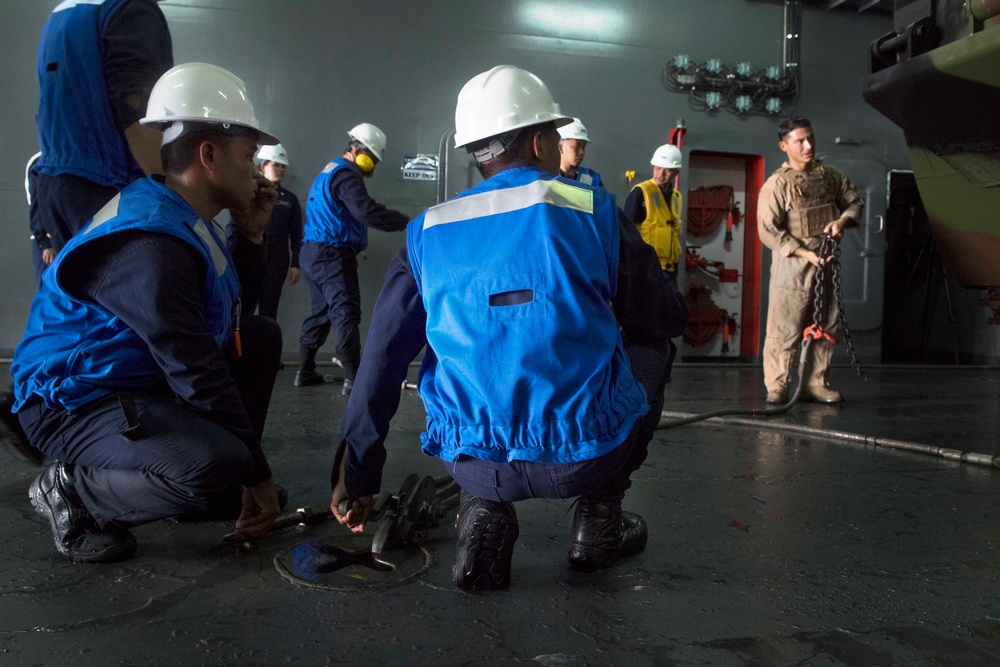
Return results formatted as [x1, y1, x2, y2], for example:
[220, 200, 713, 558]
[661, 0, 801, 118]
[519, 3, 626, 41]
[662, 54, 797, 117]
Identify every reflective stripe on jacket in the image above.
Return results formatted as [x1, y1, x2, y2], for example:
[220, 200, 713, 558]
[12, 177, 240, 412]
[407, 167, 648, 465]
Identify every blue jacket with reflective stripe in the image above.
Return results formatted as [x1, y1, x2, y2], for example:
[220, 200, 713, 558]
[303, 158, 368, 251]
[406, 166, 648, 465]
[35, 0, 145, 188]
[11, 177, 240, 412]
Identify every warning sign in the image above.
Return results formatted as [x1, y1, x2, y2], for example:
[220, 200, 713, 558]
[401, 154, 438, 181]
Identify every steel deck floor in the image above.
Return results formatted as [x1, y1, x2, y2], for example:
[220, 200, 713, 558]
[2, 363, 999, 666]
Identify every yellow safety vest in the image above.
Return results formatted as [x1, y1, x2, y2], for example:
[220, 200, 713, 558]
[632, 179, 682, 272]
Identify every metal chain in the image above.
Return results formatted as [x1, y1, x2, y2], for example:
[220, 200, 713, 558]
[830, 240, 867, 380]
[812, 234, 866, 380]
[811, 236, 830, 333]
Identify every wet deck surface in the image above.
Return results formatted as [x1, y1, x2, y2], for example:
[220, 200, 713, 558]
[2, 362, 1000, 666]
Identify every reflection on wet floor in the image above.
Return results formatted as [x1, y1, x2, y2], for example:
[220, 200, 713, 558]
[2, 364, 1000, 664]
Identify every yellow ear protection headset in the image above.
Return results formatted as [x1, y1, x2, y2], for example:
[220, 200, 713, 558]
[349, 139, 376, 174]
[355, 152, 375, 174]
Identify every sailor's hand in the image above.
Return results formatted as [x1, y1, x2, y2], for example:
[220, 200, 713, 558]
[234, 477, 281, 537]
[797, 249, 831, 268]
[330, 451, 372, 533]
[331, 489, 373, 533]
[231, 173, 278, 244]
[824, 218, 846, 242]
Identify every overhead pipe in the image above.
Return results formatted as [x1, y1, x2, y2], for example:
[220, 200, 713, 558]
[783, 0, 801, 72]
[783, 0, 801, 101]
[436, 127, 455, 204]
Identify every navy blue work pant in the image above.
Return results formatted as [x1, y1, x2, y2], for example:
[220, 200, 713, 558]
[31, 242, 45, 286]
[298, 242, 361, 379]
[17, 315, 281, 529]
[31, 172, 119, 254]
[28, 167, 46, 285]
[257, 247, 290, 320]
[445, 344, 672, 504]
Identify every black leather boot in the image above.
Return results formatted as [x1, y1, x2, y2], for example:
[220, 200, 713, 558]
[294, 345, 325, 386]
[293, 369, 326, 387]
[453, 491, 519, 591]
[567, 496, 647, 570]
[29, 463, 137, 564]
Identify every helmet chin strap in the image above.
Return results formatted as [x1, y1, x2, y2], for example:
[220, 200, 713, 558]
[162, 121, 186, 145]
[472, 130, 520, 163]
[162, 120, 260, 147]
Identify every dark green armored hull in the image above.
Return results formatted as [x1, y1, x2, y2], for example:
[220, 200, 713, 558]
[863, 4, 1000, 286]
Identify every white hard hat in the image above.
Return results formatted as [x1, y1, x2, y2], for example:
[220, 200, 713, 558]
[454, 65, 572, 149]
[650, 144, 683, 168]
[558, 118, 590, 142]
[257, 143, 289, 166]
[348, 123, 386, 161]
[140, 62, 279, 145]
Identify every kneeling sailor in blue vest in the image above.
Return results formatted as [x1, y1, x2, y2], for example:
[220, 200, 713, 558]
[10, 63, 284, 564]
[330, 65, 687, 590]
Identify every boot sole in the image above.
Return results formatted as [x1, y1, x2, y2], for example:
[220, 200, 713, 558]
[29, 469, 77, 561]
[453, 509, 519, 591]
[28, 469, 54, 519]
[802, 394, 844, 403]
[568, 512, 648, 570]
[567, 544, 616, 570]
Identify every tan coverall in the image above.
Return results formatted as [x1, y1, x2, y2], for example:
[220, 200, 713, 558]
[757, 160, 865, 394]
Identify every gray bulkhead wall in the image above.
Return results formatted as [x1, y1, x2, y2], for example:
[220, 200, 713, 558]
[1, 0, 913, 360]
